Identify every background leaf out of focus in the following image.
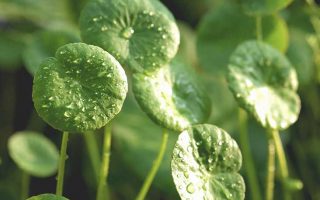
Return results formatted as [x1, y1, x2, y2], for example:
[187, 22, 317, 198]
[0, 0, 320, 199]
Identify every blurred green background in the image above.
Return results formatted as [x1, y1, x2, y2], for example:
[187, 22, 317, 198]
[0, 0, 320, 199]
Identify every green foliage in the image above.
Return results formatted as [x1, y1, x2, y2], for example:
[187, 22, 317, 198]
[197, 2, 288, 75]
[0, 31, 25, 70]
[8, 131, 59, 177]
[227, 40, 300, 130]
[113, 92, 179, 197]
[27, 194, 69, 200]
[171, 124, 245, 200]
[132, 58, 211, 132]
[23, 30, 79, 75]
[32, 43, 128, 132]
[240, 0, 293, 15]
[79, 0, 180, 72]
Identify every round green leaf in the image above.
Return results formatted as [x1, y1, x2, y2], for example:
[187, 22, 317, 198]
[8, 131, 59, 177]
[171, 124, 245, 200]
[227, 40, 300, 130]
[79, 0, 180, 72]
[240, 0, 293, 15]
[197, 2, 288, 75]
[27, 194, 69, 200]
[23, 30, 79, 75]
[32, 43, 128, 132]
[132, 59, 211, 132]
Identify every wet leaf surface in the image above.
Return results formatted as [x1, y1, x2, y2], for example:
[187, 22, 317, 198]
[171, 124, 245, 200]
[33, 43, 128, 132]
[227, 40, 300, 130]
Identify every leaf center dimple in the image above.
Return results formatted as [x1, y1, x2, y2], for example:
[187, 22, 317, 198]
[121, 27, 134, 39]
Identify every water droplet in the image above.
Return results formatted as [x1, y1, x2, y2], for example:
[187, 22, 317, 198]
[48, 96, 54, 101]
[121, 27, 134, 39]
[208, 158, 213, 163]
[101, 25, 108, 31]
[64, 111, 71, 118]
[162, 34, 167, 39]
[186, 183, 195, 194]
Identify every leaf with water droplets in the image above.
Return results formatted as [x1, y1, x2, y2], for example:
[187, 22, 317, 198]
[227, 40, 300, 130]
[240, 0, 293, 15]
[171, 124, 245, 200]
[27, 193, 69, 200]
[8, 131, 59, 177]
[32, 43, 128, 132]
[23, 30, 79, 75]
[197, 2, 288, 76]
[79, 0, 180, 72]
[132, 59, 211, 132]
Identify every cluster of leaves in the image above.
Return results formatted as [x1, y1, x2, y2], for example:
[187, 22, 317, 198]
[0, 0, 320, 200]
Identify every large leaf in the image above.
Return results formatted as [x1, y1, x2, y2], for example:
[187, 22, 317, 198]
[171, 124, 245, 200]
[32, 43, 128, 132]
[79, 0, 179, 72]
[27, 194, 68, 200]
[132, 59, 211, 132]
[8, 131, 59, 177]
[197, 2, 288, 75]
[227, 40, 300, 130]
[240, 0, 293, 15]
[23, 30, 79, 75]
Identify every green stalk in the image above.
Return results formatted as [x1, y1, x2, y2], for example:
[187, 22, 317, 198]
[266, 129, 276, 200]
[256, 16, 263, 41]
[56, 132, 69, 196]
[84, 131, 101, 184]
[135, 129, 169, 200]
[270, 129, 290, 200]
[21, 171, 30, 200]
[238, 109, 262, 200]
[96, 125, 112, 200]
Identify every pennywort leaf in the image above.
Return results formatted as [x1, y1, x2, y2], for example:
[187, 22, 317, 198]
[32, 43, 128, 132]
[197, 2, 288, 75]
[132, 59, 211, 132]
[8, 131, 59, 177]
[171, 124, 245, 200]
[27, 194, 69, 200]
[227, 40, 300, 130]
[79, 0, 180, 72]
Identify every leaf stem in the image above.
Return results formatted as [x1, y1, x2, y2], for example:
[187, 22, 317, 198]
[96, 125, 112, 200]
[238, 109, 262, 200]
[56, 131, 69, 196]
[266, 129, 276, 200]
[135, 129, 169, 200]
[84, 131, 101, 184]
[21, 171, 30, 200]
[270, 129, 290, 200]
[256, 16, 263, 41]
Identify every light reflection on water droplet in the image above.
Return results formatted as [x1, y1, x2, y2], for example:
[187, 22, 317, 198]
[121, 27, 134, 39]
[186, 183, 195, 194]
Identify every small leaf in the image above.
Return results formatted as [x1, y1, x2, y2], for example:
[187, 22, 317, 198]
[32, 43, 128, 132]
[132, 59, 211, 132]
[171, 124, 245, 200]
[23, 30, 79, 75]
[27, 193, 69, 200]
[8, 131, 59, 177]
[227, 40, 300, 130]
[240, 0, 293, 15]
[79, 0, 180, 72]
[197, 2, 288, 75]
